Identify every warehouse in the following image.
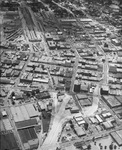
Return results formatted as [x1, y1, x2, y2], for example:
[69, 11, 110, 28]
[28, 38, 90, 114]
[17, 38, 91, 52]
[20, 105, 30, 120]
[74, 126, 86, 137]
[102, 96, 121, 108]
[2, 119, 12, 130]
[1, 131, 19, 150]
[18, 127, 38, 148]
[10, 106, 19, 122]
[110, 132, 122, 146]
[25, 104, 39, 118]
[15, 118, 38, 129]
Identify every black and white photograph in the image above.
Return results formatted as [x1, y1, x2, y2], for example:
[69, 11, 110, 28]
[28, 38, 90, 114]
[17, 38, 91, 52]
[0, 0, 122, 150]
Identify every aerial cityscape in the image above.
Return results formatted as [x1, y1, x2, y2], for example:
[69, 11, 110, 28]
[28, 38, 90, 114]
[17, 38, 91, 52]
[0, 0, 122, 150]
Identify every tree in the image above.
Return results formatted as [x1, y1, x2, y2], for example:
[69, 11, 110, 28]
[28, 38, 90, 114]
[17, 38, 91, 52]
[31, 90, 35, 96]
[84, 122, 89, 130]
[26, 92, 31, 97]
[35, 89, 40, 94]
[11, 92, 15, 97]
[12, 100, 15, 105]
[114, 145, 117, 149]
[87, 144, 91, 150]
[109, 144, 113, 150]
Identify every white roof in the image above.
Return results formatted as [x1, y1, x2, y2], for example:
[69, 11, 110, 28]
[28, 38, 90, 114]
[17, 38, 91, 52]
[25, 103, 39, 118]
[2, 110, 7, 116]
[75, 117, 83, 122]
[20, 105, 30, 120]
[73, 113, 83, 118]
[3, 119, 12, 130]
[80, 18, 92, 22]
[15, 107, 25, 122]
[110, 4, 119, 9]
[10, 107, 19, 122]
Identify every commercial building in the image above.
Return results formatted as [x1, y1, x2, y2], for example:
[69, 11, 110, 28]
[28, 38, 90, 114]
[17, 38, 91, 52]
[102, 96, 121, 108]
[74, 80, 81, 92]
[1, 131, 19, 150]
[15, 118, 38, 129]
[2, 119, 13, 130]
[25, 104, 39, 118]
[18, 127, 39, 150]
[110, 131, 122, 146]
[100, 85, 109, 95]
[74, 125, 86, 137]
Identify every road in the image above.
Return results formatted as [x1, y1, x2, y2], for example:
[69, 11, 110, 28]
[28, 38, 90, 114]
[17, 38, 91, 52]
[81, 54, 109, 117]
[39, 94, 71, 150]
[51, 92, 58, 114]
[102, 55, 109, 85]
[52, 0, 75, 17]
[82, 84, 100, 117]
[70, 48, 80, 93]
[60, 123, 122, 149]
[6, 106, 25, 150]
[59, 3, 111, 118]
[2, 2, 112, 150]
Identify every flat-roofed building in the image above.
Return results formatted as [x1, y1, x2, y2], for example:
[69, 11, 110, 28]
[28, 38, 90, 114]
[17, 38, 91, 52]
[20, 105, 30, 120]
[15, 119, 38, 129]
[25, 104, 39, 118]
[3, 119, 12, 130]
[110, 132, 122, 146]
[0, 120, 5, 131]
[102, 96, 121, 108]
[15, 107, 24, 121]
[10, 107, 19, 122]
[74, 126, 86, 137]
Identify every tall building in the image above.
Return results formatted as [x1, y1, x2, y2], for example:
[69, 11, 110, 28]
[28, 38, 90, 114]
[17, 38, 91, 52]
[74, 80, 81, 92]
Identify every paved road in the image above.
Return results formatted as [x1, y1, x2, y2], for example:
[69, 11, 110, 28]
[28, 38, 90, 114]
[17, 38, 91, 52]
[39, 94, 71, 150]
[82, 84, 100, 117]
[81, 55, 109, 117]
[70, 48, 80, 93]
[102, 55, 109, 85]
[52, 0, 75, 17]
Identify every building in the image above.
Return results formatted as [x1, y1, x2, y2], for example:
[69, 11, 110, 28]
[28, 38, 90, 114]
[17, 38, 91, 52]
[74, 125, 86, 137]
[74, 80, 81, 92]
[110, 131, 122, 146]
[1, 131, 19, 150]
[100, 85, 109, 95]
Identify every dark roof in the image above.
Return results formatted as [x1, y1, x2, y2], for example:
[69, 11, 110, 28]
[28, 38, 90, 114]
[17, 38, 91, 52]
[18, 127, 37, 143]
[15, 119, 38, 129]
[1, 131, 19, 150]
